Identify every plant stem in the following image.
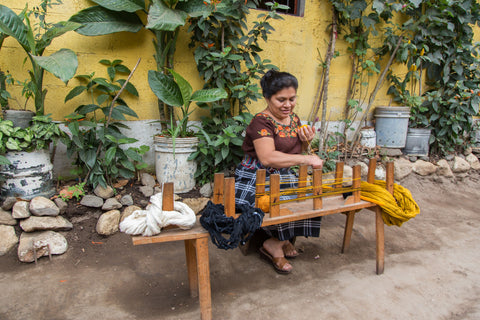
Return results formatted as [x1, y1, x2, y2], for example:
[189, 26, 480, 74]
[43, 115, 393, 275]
[84, 58, 141, 185]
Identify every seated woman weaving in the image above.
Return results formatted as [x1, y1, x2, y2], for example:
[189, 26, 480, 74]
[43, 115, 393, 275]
[235, 70, 323, 274]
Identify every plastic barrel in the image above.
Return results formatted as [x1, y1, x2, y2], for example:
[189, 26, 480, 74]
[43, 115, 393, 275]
[374, 106, 410, 148]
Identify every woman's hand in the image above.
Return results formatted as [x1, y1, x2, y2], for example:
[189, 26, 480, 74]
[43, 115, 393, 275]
[305, 154, 324, 169]
[298, 125, 316, 142]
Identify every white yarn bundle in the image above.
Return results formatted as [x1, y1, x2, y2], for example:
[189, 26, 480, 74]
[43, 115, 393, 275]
[119, 192, 196, 236]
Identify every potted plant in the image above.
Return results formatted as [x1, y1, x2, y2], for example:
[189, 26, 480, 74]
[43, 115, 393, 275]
[0, 114, 67, 199]
[0, 1, 79, 198]
[148, 69, 227, 192]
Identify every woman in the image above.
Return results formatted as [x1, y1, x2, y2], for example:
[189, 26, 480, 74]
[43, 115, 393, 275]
[235, 70, 323, 274]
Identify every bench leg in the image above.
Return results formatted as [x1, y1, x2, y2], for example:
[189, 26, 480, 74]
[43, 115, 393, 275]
[185, 240, 199, 298]
[375, 207, 385, 275]
[341, 211, 356, 253]
[195, 237, 212, 320]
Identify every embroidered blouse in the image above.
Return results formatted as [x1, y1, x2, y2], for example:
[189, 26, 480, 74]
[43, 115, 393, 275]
[242, 112, 303, 159]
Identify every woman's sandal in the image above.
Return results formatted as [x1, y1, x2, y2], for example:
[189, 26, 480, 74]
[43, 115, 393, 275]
[259, 247, 292, 274]
[283, 241, 300, 259]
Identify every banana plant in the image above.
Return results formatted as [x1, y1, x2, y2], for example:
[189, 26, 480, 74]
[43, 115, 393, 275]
[69, 0, 216, 124]
[148, 68, 227, 140]
[0, 3, 80, 115]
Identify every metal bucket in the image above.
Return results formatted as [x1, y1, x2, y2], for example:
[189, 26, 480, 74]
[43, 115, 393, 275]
[3, 110, 34, 128]
[403, 128, 432, 156]
[154, 136, 198, 193]
[0, 149, 55, 200]
[374, 106, 410, 148]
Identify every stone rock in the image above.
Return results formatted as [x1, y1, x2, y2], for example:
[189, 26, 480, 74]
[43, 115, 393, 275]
[96, 210, 121, 235]
[413, 160, 437, 176]
[181, 198, 210, 215]
[1, 197, 17, 211]
[20, 216, 73, 232]
[394, 157, 413, 180]
[437, 159, 454, 177]
[445, 154, 455, 161]
[94, 185, 115, 199]
[200, 183, 213, 198]
[139, 186, 154, 198]
[102, 198, 123, 210]
[120, 194, 134, 206]
[375, 166, 386, 180]
[380, 148, 403, 157]
[29, 196, 60, 216]
[0, 225, 18, 255]
[348, 161, 369, 178]
[465, 153, 480, 170]
[120, 205, 141, 222]
[342, 165, 353, 187]
[12, 201, 31, 219]
[141, 172, 156, 187]
[54, 198, 68, 214]
[451, 156, 470, 173]
[464, 147, 473, 156]
[0, 209, 17, 226]
[154, 186, 162, 194]
[80, 195, 104, 208]
[18, 231, 68, 263]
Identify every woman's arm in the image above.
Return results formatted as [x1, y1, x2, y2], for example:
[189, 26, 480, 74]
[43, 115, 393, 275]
[253, 137, 323, 169]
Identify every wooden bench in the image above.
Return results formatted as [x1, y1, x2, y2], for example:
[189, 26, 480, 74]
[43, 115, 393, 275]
[131, 158, 393, 320]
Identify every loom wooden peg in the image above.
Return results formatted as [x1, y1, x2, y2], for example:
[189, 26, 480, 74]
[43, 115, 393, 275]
[353, 165, 361, 203]
[255, 169, 266, 208]
[386, 161, 394, 195]
[270, 174, 280, 217]
[213, 172, 224, 205]
[367, 158, 377, 183]
[335, 161, 344, 188]
[297, 164, 308, 201]
[162, 182, 174, 211]
[224, 177, 236, 217]
[313, 168, 323, 210]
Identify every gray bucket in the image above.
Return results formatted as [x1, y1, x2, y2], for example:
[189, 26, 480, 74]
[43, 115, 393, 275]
[3, 110, 34, 128]
[403, 128, 431, 156]
[374, 106, 410, 148]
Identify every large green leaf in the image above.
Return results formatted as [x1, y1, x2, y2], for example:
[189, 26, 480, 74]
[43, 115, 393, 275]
[91, 0, 145, 13]
[145, 0, 187, 32]
[36, 21, 81, 54]
[148, 70, 183, 107]
[191, 88, 228, 103]
[169, 69, 192, 107]
[0, 5, 32, 50]
[32, 49, 78, 84]
[69, 6, 143, 36]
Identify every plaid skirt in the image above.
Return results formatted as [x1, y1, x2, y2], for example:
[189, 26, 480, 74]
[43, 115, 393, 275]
[234, 156, 321, 241]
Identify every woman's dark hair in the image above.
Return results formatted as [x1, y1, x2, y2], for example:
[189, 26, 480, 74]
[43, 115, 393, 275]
[260, 69, 298, 99]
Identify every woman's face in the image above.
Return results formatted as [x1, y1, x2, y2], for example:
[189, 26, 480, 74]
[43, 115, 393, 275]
[266, 86, 297, 121]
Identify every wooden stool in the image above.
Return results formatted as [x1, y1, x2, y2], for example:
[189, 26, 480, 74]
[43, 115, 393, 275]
[131, 183, 212, 320]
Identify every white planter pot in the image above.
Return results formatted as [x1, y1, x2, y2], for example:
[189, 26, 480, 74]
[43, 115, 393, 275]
[360, 127, 376, 148]
[154, 136, 199, 193]
[0, 149, 55, 200]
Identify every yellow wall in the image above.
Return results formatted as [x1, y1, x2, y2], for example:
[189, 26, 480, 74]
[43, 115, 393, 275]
[0, 0, 478, 123]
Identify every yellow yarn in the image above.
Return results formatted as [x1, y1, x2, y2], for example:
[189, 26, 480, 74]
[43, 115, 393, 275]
[360, 180, 420, 226]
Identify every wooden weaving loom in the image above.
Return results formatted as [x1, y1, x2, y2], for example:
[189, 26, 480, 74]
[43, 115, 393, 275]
[130, 158, 393, 320]
[212, 158, 394, 275]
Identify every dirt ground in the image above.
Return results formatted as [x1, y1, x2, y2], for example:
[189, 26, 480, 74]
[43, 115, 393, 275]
[1, 172, 479, 320]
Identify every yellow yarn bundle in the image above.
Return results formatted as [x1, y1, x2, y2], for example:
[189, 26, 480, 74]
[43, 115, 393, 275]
[360, 180, 420, 226]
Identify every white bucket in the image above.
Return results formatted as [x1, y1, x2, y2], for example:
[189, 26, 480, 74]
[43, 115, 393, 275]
[154, 136, 198, 193]
[0, 149, 55, 200]
[360, 127, 376, 148]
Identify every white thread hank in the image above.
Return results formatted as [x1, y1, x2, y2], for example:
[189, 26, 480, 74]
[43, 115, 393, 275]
[119, 192, 196, 236]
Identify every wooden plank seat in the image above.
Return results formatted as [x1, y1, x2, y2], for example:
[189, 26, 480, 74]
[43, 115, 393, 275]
[130, 158, 393, 320]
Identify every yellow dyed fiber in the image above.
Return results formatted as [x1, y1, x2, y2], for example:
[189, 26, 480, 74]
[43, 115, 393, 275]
[360, 180, 420, 227]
